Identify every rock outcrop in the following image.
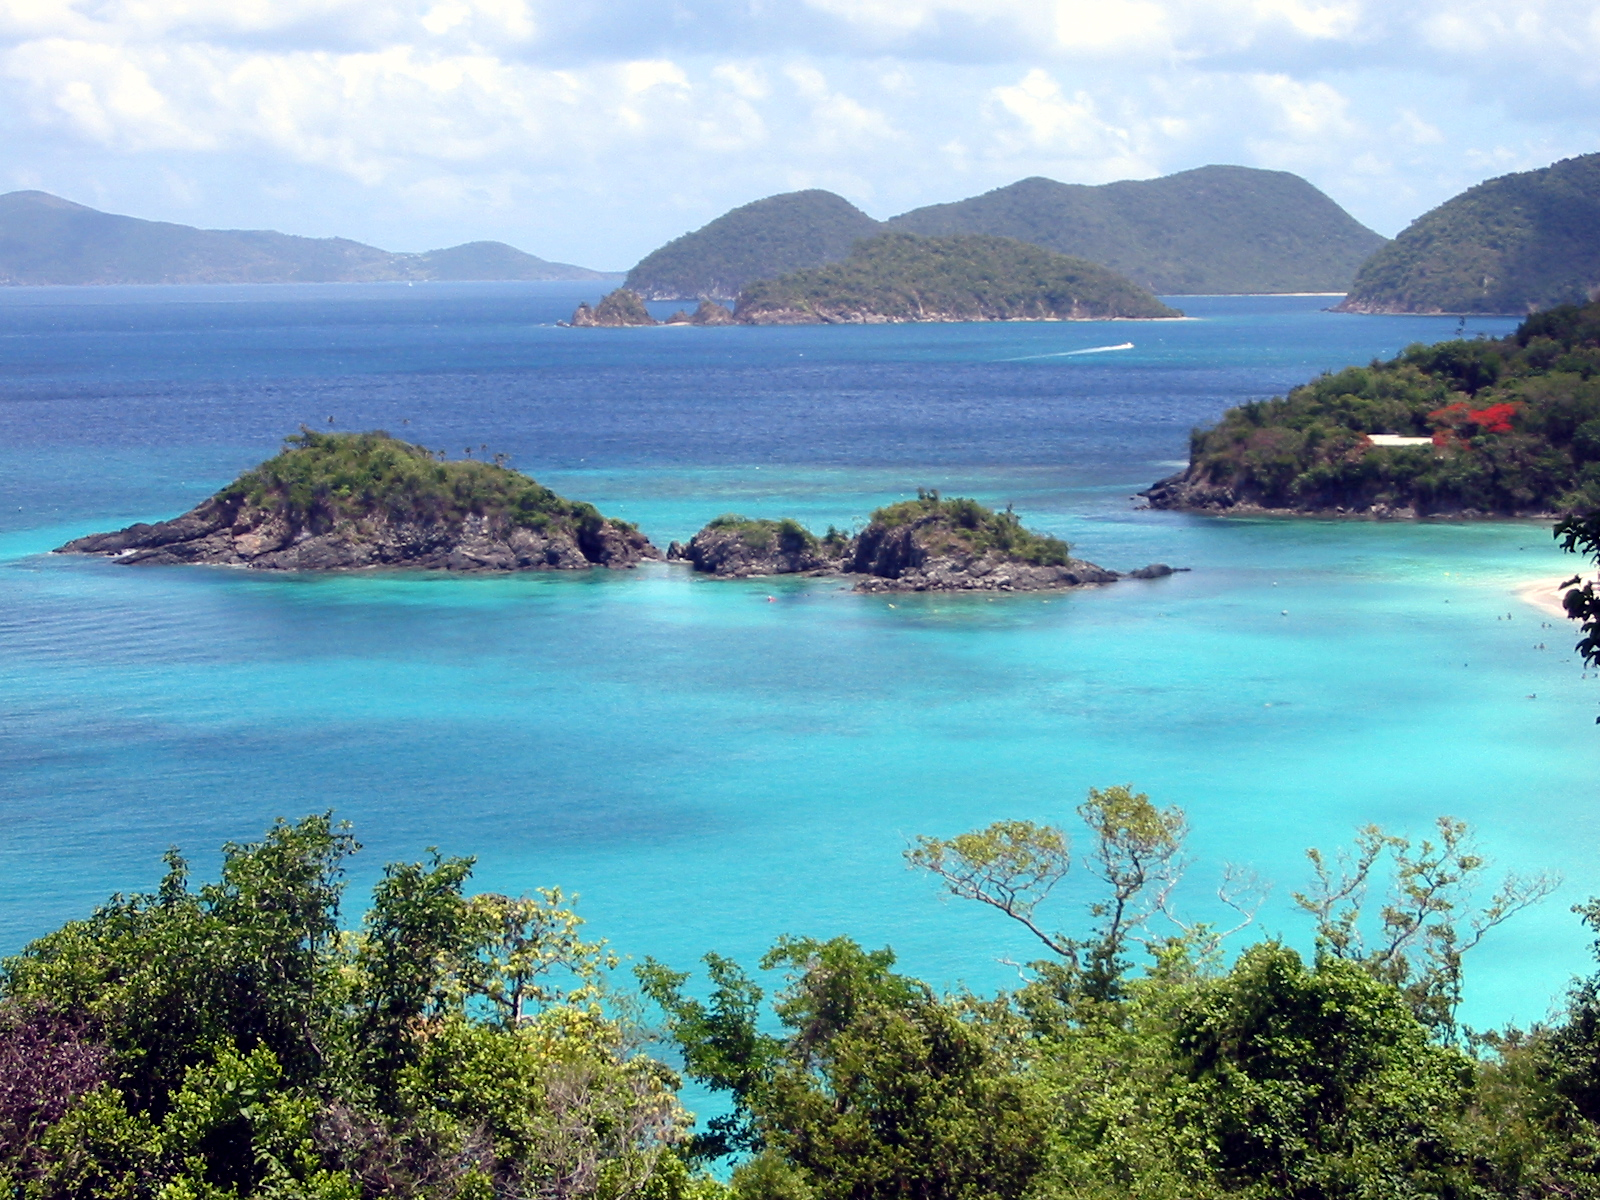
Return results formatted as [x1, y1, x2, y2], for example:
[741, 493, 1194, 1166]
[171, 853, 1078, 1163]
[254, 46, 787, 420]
[571, 288, 656, 326]
[673, 496, 1182, 592]
[667, 516, 846, 577]
[663, 300, 738, 326]
[57, 430, 659, 572]
[846, 515, 1124, 592]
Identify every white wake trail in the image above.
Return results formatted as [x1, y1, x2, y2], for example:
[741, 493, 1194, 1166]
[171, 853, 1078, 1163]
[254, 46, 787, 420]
[1003, 342, 1135, 361]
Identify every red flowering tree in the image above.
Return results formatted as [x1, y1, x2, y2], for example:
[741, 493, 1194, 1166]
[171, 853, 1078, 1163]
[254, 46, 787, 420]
[1427, 400, 1519, 444]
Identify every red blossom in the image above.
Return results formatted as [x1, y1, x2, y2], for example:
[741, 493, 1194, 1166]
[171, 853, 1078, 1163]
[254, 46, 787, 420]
[1467, 402, 1518, 434]
[1427, 399, 1518, 436]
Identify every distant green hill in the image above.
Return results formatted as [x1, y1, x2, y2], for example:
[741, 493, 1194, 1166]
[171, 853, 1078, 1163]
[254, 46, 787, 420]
[624, 189, 882, 300]
[733, 233, 1179, 323]
[627, 167, 1384, 299]
[887, 166, 1385, 294]
[1337, 154, 1600, 315]
[0, 191, 613, 285]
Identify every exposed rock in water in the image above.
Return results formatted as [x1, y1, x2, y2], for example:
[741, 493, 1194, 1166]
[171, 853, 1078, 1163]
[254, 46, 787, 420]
[689, 299, 736, 325]
[571, 288, 656, 327]
[674, 494, 1183, 592]
[846, 511, 1121, 592]
[657, 299, 737, 327]
[668, 516, 848, 577]
[56, 430, 659, 572]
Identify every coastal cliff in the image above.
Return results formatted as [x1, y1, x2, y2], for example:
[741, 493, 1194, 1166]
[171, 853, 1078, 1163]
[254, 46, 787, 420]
[57, 430, 658, 571]
[676, 493, 1176, 591]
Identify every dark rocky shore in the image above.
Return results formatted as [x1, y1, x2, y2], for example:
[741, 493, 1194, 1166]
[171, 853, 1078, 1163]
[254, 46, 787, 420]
[59, 498, 656, 571]
[671, 500, 1180, 593]
[56, 430, 658, 572]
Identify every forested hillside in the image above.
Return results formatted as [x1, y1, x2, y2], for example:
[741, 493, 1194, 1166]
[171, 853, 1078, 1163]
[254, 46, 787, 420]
[624, 191, 882, 300]
[887, 165, 1385, 294]
[1147, 300, 1600, 516]
[733, 233, 1179, 323]
[1338, 153, 1600, 314]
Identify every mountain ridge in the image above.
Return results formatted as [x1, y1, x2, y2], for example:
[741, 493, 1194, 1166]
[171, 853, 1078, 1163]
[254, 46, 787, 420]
[624, 166, 1386, 300]
[886, 166, 1385, 294]
[1336, 153, 1600, 315]
[0, 190, 616, 285]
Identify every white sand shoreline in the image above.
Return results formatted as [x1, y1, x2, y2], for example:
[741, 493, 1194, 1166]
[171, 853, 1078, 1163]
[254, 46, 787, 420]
[1516, 577, 1576, 618]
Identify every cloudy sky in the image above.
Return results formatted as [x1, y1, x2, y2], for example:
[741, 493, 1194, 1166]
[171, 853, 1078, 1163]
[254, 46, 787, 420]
[2, 0, 1596, 268]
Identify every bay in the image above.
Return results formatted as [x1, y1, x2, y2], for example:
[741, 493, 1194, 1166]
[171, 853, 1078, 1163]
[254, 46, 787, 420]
[0, 282, 1589, 1036]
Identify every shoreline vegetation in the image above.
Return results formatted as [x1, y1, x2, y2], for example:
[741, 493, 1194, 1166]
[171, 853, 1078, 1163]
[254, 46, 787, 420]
[54, 439, 1179, 592]
[1145, 300, 1600, 518]
[571, 233, 1181, 328]
[8, 791, 1600, 1200]
[667, 493, 1179, 591]
[55, 430, 659, 572]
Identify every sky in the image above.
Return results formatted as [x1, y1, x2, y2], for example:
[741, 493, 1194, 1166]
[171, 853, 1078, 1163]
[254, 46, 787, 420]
[1, 0, 1597, 268]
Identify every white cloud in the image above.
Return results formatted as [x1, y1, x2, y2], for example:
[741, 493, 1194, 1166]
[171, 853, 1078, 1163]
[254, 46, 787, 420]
[0, 0, 1593, 264]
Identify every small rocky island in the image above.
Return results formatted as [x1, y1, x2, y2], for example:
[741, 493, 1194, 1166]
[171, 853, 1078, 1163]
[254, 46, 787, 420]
[570, 291, 735, 327]
[669, 493, 1177, 592]
[574, 233, 1180, 327]
[57, 430, 658, 571]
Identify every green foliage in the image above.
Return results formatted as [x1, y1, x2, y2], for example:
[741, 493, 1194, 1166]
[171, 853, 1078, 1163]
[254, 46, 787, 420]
[1554, 507, 1600, 674]
[645, 938, 1047, 1200]
[735, 233, 1179, 323]
[1343, 152, 1600, 314]
[705, 515, 821, 556]
[1173, 944, 1475, 1199]
[14, 800, 1600, 1200]
[1177, 300, 1600, 513]
[1293, 818, 1556, 1038]
[220, 429, 616, 536]
[624, 191, 883, 300]
[888, 165, 1385, 295]
[867, 489, 1073, 565]
[0, 817, 689, 1200]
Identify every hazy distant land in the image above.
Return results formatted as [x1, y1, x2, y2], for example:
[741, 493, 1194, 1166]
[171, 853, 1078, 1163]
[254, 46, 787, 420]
[0, 190, 618, 286]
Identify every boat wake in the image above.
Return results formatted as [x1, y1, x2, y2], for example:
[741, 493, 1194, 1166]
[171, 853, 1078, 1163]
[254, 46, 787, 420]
[1004, 342, 1135, 362]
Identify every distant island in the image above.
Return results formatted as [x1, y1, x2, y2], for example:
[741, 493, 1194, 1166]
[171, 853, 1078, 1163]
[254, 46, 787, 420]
[1145, 300, 1600, 518]
[577, 234, 1179, 326]
[732, 233, 1179, 323]
[0, 191, 616, 285]
[669, 493, 1178, 591]
[625, 190, 881, 302]
[624, 166, 1385, 300]
[57, 430, 657, 570]
[1336, 153, 1600, 315]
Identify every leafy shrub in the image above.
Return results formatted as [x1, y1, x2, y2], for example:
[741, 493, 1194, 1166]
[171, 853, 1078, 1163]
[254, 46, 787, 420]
[867, 490, 1072, 565]
[221, 430, 612, 536]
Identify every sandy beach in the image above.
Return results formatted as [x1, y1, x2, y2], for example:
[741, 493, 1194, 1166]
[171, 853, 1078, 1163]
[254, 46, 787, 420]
[1517, 577, 1577, 618]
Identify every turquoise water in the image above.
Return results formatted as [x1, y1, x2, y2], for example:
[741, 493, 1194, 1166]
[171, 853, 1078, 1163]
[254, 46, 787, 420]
[1, 285, 1591, 1035]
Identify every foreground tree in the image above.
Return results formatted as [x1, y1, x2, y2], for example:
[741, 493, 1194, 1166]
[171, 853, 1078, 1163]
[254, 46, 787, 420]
[0, 815, 691, 1200]
[640, 937, 1047, 1200]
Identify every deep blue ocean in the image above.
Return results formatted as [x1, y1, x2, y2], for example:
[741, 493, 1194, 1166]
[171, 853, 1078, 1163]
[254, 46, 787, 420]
[1, 281, 1593, 1038]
